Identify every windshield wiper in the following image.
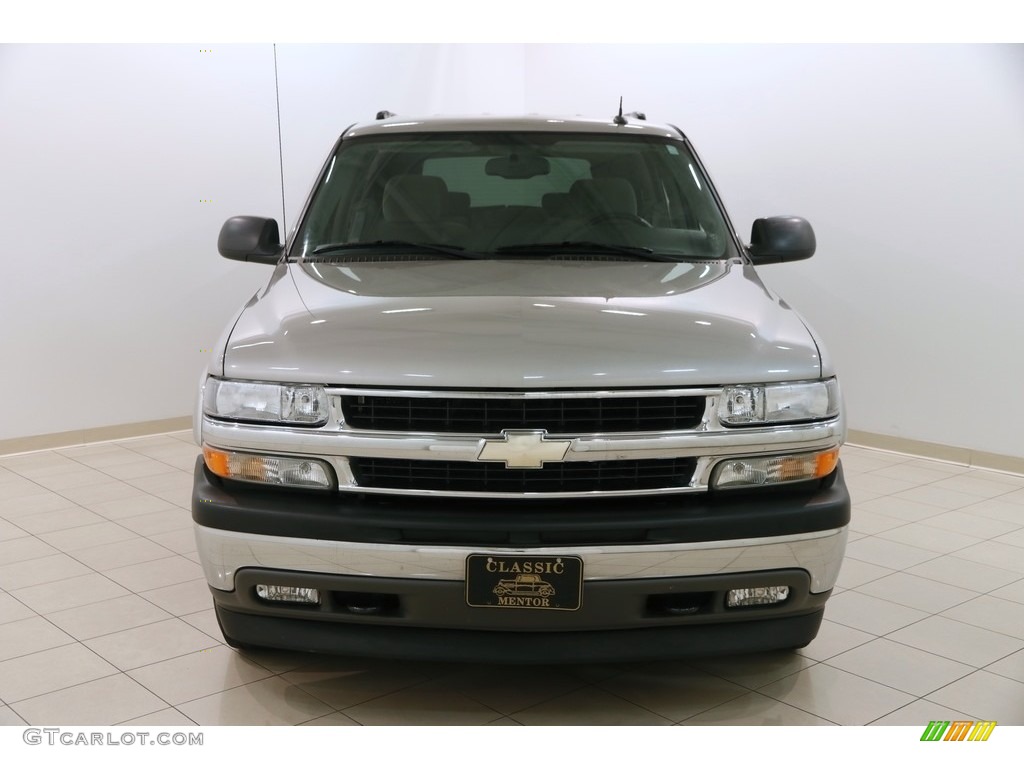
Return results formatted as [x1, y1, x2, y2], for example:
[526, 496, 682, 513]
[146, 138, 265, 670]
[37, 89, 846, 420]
[309, 241, 486, 260]
[494, 241, 680, 262]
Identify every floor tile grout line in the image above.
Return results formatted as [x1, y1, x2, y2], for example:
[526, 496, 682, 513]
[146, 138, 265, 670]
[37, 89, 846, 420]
[844, 523, 1024, 582]
[170, 706, 201, 726]
[845, 582, 982, 617]
[0, 618, 80, 666]
[861, 695, 975, 726]
[865, 513, 1024, 550]
[672, 685, 760, 726]
[861, 462, 1024, 490]
[51, 439, 195, 498]
[1, 459, 192, 550]
[112, 704, 201, 728]
[844, 529, 1024, 604]
[847, 443, 1024, 480]
[742, 660, 907, 725]
[85, 638, 224, 677]
[6, 502, 150, 538]
[911, 473, 1024, 499]
[446, 673, 593, 722]
[294, 710, 359, 726]
[931, 609, 1024, 646]
[0, 587, 51, 627]
[286, 668, 495, 720]
[43, 603, 209, 646]
[713, 689, 843, 726]
[1, 668, 129, 708]
[8, 540, 185, 606]
[817, 656, 981, 702]
[692, 656, 827, 697]
[4, 552, 206, 625]
[334, 680, 509, 726]
[501, 687, 675, 726]
[1, 459, 188, 503]
[795, 624, 878, 665]
[57, 537, 183, 576]
[831, 557, 1024, 647]
[127, 578, 221, 631]
[0, 432, 193, 462]
[915, 693, 984, 720]
[0, 529, 197, 595]
[979, 661, 1024, 687]
[0, 517, 34, 543]
[118, 651, 285, 712]
[868, 513, 1024, 546]
[492, 672, 628, 722]
[582, 665, 750, 725]
[827, 607, 1024, 670]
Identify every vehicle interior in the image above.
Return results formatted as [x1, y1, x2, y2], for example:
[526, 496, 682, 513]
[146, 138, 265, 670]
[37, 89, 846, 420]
[295, 133, 733, 260]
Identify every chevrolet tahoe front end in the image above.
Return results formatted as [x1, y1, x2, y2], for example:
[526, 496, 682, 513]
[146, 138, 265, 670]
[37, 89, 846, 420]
[192, 114, 849, 662]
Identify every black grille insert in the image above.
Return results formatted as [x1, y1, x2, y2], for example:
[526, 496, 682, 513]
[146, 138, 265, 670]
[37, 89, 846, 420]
[341, 395, 705, 433]
[349, 457, 698, 494]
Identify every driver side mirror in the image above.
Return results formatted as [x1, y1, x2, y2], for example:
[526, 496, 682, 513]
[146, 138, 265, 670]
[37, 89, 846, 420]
[747, 216, 816, 265]
[218, 216, 284, 264]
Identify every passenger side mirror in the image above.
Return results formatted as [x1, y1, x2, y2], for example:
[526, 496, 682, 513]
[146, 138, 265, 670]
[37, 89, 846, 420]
[747, 216, 816, 265]
[218, 216, 284, 264]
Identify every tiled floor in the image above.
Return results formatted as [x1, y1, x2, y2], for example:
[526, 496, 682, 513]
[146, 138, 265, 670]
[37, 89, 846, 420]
[1, 435, 1023, 726]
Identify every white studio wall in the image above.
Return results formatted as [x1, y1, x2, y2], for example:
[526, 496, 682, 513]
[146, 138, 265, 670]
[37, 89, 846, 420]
[0, 43, 527, 445]
[524, 44, 1024, 461]
[274, 44, 527, 241]
[0, 45, 281, 444]
[1, 43, 1022, 464]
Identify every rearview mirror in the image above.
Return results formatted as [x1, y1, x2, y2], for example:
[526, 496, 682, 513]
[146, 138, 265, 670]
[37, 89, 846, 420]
[218, 216, 284, 264]
[485, 153, 550, 179]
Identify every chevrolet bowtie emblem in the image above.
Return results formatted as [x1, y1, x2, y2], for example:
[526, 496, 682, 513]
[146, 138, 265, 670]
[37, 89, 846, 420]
[477, 430, 573, 469]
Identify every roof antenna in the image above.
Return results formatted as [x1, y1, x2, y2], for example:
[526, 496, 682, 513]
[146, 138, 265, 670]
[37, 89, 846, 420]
[613, 96, 627, 126]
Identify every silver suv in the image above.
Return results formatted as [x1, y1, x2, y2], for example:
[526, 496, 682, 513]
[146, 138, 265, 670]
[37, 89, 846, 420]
[193, 112, 849, 662]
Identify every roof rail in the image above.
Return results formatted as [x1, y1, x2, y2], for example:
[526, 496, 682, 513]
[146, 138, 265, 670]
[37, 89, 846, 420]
[375, 110, 396, 120]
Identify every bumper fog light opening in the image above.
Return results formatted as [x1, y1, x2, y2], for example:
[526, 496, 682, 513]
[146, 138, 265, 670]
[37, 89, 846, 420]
[255, 585, 321, 605]
[727, 586, 790, 608]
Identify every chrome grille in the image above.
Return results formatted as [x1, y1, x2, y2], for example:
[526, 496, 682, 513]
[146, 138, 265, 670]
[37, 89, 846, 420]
[341, 394, 705, 433]
[349, 457, 698, 494]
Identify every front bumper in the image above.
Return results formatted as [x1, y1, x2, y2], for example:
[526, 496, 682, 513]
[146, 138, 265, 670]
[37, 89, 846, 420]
[192, 457, 848, 659]
[194, 524, 847, 594]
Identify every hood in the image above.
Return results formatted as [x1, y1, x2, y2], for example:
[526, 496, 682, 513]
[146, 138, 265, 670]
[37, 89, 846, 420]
[221, 259, 822, 388]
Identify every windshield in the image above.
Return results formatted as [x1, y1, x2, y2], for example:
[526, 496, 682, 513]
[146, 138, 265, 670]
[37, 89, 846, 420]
[292, 132, 737, 261]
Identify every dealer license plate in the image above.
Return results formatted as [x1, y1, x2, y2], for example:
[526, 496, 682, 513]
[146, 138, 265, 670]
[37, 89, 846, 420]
[465, 554, 583, 611]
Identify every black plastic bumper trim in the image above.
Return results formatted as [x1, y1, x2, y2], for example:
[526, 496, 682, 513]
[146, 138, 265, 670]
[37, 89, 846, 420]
[213, 567, 827, 632]
[215, 603, 826, 663]
[190, 457, 850, 547]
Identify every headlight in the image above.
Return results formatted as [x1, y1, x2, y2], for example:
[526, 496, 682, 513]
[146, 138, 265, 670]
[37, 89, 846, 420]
[718, 379, 840, 426]
[203, 378, 328, 426]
